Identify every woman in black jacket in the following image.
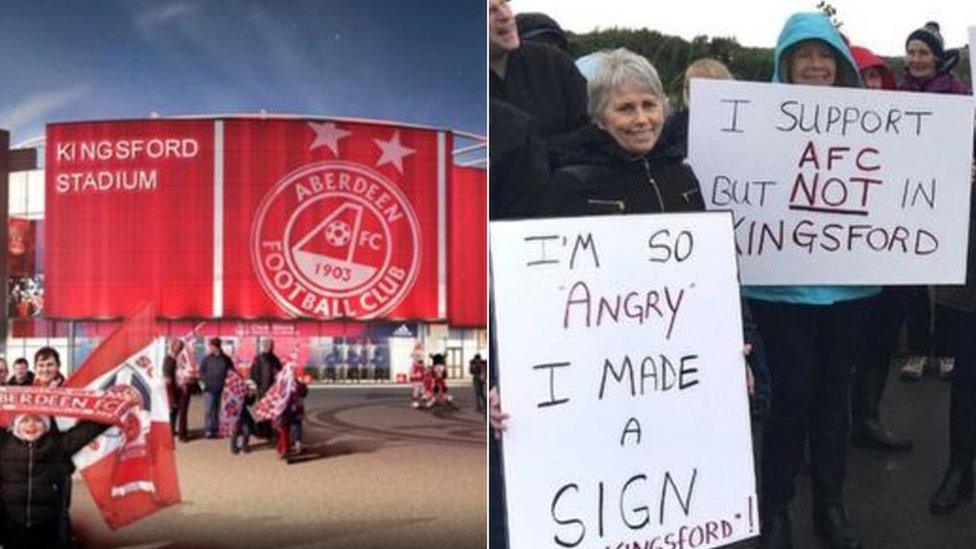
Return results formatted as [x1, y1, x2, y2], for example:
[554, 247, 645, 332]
[0, 413, 110, 548]
[544, 48, 704, 216]
[492, 46, 769, 544]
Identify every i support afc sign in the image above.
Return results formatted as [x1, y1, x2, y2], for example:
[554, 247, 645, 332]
[45, 119, 449, 320]
[688, 79, 974, 285]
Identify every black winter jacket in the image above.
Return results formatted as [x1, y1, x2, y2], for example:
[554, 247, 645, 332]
[7, 372, 35, 387]
[199, 353, 234, 394]
[660, 110, 690, 159]
[936, 132, 976, 312]
[0, 421, 110, 527]
[489, 41, 588, 141]
[489, 99, 550, 220]
[250, 352, 282, 398]
[544, 124, 705, 216]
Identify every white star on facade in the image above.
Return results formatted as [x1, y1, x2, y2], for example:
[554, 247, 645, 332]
[308, 121, 351, 155]
[373, 130, 415, 173]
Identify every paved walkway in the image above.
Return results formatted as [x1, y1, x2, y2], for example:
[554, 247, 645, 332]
[69, 361, 976, 548]
[731, 359, 976, 548]
[71, 386, 487, 548]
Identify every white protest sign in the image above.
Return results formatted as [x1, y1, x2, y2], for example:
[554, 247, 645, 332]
[688, 79, 975, 285]
[491, 212, 757, 549]
[970, 26, 975, 93]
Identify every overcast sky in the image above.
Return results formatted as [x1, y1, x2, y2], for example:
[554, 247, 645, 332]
[513, 0, 975, 58]
[0, 0, 484, 145]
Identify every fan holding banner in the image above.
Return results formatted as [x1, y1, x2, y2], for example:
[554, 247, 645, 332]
[174, 325, 202, 442]
[0, 303, 182, 541]
[64, 303, 182, 530]
[0, 401, 127, 548]
[254, 349, 309, 458]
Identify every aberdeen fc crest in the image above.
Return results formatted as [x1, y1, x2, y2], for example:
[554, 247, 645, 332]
[251, 153, 422, 320]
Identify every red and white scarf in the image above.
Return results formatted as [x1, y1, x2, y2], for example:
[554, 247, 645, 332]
[254, 361, 297, 422]
[218, 370, 247, 437]
[173, 323, 205, 386]
[0, 385, 142, 428]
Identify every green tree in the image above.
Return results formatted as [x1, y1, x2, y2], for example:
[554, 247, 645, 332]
[568, 27, 777, 103]
[568, 27, 971, 93]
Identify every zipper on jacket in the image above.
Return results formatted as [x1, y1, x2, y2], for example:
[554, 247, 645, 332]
[27, 442, 34, 527]
[587, 199, 625, 212]
[642, 159, 666, 211]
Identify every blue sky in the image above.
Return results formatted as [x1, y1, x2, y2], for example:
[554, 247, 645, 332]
[0, 0, 486, 145]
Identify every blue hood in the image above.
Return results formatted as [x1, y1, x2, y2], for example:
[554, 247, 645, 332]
[773, 12, 861, 87]
[743, 12, 878, 306]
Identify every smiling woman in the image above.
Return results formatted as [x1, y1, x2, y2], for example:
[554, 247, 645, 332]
[595, 83, 664, 155]
[543, 48, 704, 217]
[742, 12, 877, 549]
[786, 40, 838, 86]
[900, 21, 969, 95]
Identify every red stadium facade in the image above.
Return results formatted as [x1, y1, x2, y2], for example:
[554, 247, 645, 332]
[4, 116, 486, 381]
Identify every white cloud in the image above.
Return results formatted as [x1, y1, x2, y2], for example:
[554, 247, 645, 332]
[244, 5, 329, 107]
[133, 1, 199, 36]
[0, 84, 92, 134]
[127, 1, 267, 101]
[126, 1, 324, 111]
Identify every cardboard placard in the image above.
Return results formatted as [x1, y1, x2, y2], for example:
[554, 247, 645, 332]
[689, 79, 975, 285]
[491, 212, 757, 549]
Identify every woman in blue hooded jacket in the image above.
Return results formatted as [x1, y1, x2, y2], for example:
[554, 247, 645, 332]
[747, 13, 877, 549]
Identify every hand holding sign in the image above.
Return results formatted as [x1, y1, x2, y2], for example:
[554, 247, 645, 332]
[969, 27, 976, 94]
[744, 344, 755, 396]
[489, 387, 508, 440]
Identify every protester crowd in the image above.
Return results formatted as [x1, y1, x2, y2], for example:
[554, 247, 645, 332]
[489, 1, 975, 547]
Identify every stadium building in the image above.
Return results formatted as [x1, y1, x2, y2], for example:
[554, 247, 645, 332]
[0, 115, 486, 381]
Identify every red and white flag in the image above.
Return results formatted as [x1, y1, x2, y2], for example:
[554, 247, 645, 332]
[218, 370, 247, 437]
[253, 359, 297, 422]
[64, 303, 181, 529]
[176, 324, 202, 386]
